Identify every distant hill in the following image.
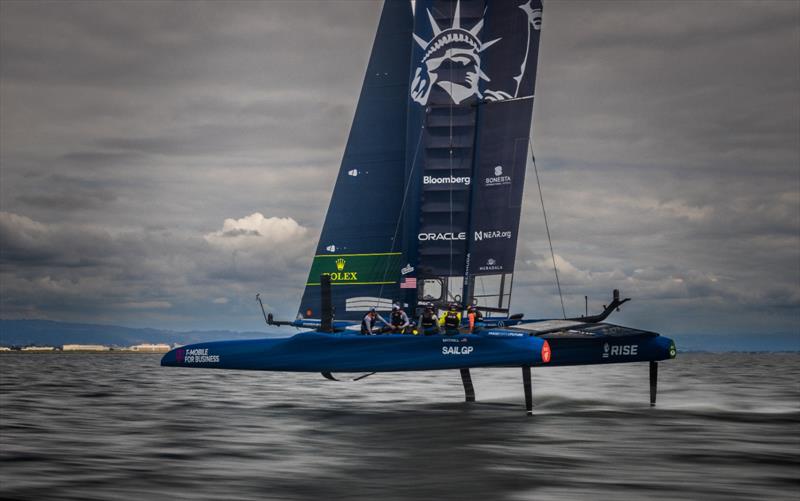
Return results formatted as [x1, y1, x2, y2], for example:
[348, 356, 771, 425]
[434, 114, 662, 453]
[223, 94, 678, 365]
[1, 319, 797, 351]
[0, 319, 283, 347]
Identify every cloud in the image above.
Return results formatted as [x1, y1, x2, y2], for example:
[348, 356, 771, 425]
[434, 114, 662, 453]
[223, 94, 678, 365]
[0, 1, 797, 337]
[204, 212, 308, 249]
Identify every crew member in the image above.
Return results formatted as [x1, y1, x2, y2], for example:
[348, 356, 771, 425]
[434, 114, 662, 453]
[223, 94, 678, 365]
[467, 304, 483, 333]
[439, 303, 462, 335]
[389, 304, 410, 334]
[418, 304, 440, 336]
[361, 307, 389, 335]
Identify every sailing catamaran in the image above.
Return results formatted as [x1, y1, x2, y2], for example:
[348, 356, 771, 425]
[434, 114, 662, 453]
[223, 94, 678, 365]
[162, 0, 676, 414]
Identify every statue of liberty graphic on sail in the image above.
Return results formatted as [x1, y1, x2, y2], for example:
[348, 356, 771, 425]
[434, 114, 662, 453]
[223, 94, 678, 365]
[410, 0, 543, 105]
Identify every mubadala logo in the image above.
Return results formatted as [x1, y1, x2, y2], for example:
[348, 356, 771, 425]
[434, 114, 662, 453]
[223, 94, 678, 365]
[424, 175, 471, 186]
[401, 264, 414, 275]
[485, 165, 512, 186]
[325, 245, 337, 253]
[603, 343, 638, 358]
[347, 169, 359, 177]
[418, 232, 466, 241]
[473, 230, 512, 241]
[479, 257, 503, 272]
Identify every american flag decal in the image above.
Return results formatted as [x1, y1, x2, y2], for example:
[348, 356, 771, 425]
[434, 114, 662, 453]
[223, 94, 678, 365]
[400, 277, 417, 289]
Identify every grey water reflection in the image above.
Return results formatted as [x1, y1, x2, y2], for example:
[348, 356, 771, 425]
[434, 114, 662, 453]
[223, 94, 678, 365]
[1, 353, 798, 500]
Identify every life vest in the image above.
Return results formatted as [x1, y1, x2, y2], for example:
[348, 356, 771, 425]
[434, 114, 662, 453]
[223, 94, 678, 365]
[391, 310, 404, 326]
[361, 314, 374, 334]
[444, 311, 460, 330]
[421, 311, 436, 329]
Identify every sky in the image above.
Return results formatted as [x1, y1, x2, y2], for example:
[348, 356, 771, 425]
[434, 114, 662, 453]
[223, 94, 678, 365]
[1, 0, 798, 342]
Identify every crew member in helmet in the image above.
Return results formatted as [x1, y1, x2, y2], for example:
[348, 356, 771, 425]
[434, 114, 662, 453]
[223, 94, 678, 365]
[389, 304, 410, 334]
[467, 304, 483, 333]
[418, 304, 441, 336]
[439, 303, 462, 335]
[360, 307, 389, 335]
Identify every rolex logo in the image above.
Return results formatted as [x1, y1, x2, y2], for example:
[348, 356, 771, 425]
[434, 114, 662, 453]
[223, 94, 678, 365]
[335, 258, 346, 271]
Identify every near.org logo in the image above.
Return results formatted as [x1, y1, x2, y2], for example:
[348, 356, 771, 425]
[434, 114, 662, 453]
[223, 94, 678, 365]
[474, 230, 512, 241]
[485, 165, 511, 186]
[424, 175, 471, 186]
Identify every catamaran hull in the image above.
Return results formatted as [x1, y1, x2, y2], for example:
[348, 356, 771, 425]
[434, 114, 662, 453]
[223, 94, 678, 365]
[161, 331, 550, 372]
[161, 330, 675, 372]
[544, 334, 675, 366]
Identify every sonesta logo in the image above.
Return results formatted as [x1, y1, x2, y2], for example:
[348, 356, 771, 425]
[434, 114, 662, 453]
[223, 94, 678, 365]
[418, 232, 466, 241]
[485, 165, 511, 186]
[424, 175, 471, 186]
[474, 230, 512, 241]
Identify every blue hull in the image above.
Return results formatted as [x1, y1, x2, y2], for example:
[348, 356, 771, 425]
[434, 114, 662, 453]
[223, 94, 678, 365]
[544, 334, 675, 366]
[161, 330, 675, 372]
[161, 331, 549, 372]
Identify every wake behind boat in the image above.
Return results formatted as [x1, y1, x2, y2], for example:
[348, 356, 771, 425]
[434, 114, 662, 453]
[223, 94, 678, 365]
[162, 0, 676, 414]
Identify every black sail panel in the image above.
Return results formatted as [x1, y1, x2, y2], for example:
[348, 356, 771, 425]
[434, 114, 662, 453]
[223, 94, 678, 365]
[405, 0, 543, 312]
[298, 0, 413, 321]
[466, 0, 544, 311]
[404, 0, 486, 308]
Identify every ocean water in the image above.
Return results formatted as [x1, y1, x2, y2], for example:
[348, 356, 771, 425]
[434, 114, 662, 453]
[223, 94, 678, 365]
[0, 352, 798, 501]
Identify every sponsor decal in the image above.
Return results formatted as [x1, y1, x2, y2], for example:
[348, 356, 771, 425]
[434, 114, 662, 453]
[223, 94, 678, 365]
[325, 245, 337, 253]
[182, 348, 220, 364]
[485, 165, 512, 186]
[479, 257, 503, 272]
[541, 340, 551, 363]
[306, 252, 401, 286]
[175, 348, 185, 362]
[669, 344, 677, 358]
[473, 230, 512, 242]
[442, 346, 474, 355]
[603, 343, 638, 358]
[410, 0, 543, 105]
[325, 258, 357, 282]
[486, 330, 523, 337]
[347, 169, 359, 177]
[423, 175, 471, 186]
[401, 264, 414, 275]
[418, 232, 466, 241]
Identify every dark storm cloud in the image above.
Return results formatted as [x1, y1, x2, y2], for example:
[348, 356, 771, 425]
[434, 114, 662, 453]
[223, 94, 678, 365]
[0, 1, 797, 335]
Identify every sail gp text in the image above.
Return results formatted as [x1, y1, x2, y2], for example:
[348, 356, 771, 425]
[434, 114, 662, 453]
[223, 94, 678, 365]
[442, 346, 474, 355]
[183, 348, 219, 363]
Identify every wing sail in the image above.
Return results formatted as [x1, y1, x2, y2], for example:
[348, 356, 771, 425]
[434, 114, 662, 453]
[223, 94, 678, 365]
[298, 0, 413, 321]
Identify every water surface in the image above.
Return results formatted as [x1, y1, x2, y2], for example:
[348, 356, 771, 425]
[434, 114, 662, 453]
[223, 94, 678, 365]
[1, 353, 798, 500]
